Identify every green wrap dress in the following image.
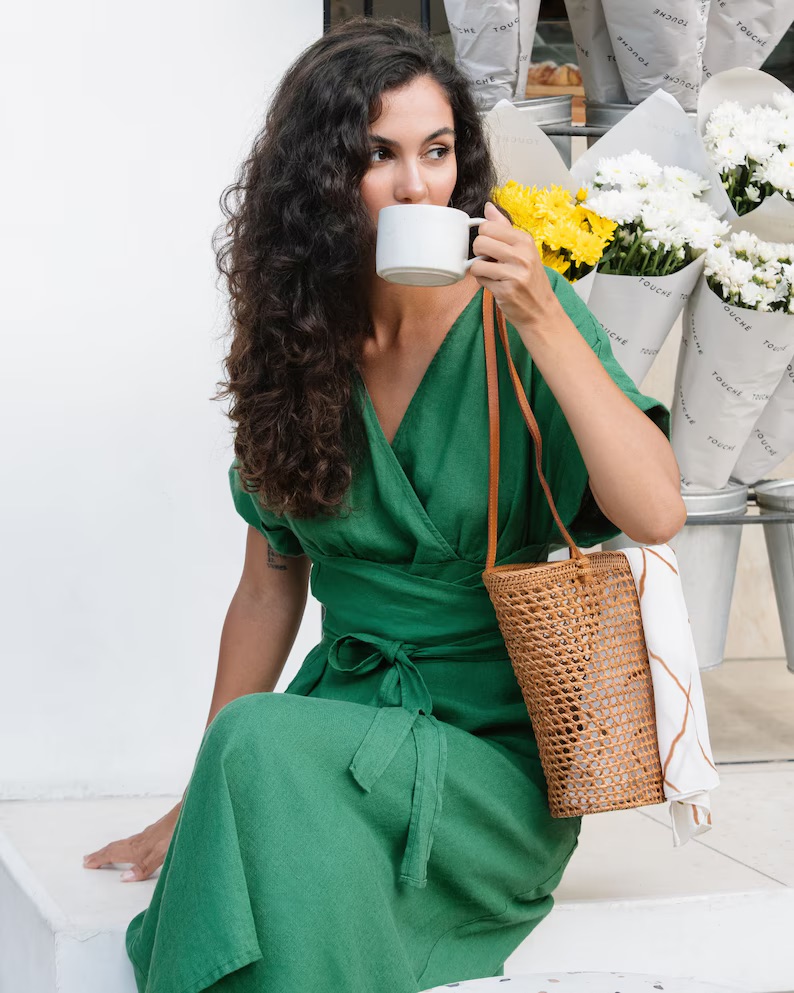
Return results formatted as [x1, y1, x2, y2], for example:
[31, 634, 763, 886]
[126, 271, 670, 993]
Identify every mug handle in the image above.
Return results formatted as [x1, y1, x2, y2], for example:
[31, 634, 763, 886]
[464, 216, 487, 269]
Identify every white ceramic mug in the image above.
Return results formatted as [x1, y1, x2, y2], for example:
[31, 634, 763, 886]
[375, 203, 487, 286]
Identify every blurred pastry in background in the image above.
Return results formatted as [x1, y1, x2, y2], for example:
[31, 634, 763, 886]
[526, 61, 582, 86]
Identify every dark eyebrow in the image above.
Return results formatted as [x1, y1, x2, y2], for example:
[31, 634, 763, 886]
[368, 127, 456, 147]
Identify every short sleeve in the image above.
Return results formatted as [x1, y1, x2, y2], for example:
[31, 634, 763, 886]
[527, 269, 671, 550]
[228, 460, 305, 557]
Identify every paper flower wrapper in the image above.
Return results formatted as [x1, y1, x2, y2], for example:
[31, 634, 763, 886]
[442, 0, 540, 110]
[563, 0, 627, 104]
[599, 0, 710, 112]
[484, 98, 580, 195]
[702, 1, 794, 82]
[732, 361, 794, 485]
[671, 276, 794, 489]
[675, 189, 794, 488]
[571, 268, 596, 305]
[583, 259, 704, 386]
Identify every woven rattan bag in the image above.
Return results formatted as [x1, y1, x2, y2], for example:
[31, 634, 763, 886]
[480, 289, 665, 818]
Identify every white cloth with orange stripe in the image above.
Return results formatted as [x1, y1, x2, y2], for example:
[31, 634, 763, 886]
[621, 543, 720, 846]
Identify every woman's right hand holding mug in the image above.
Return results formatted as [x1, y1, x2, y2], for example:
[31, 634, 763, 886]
[82, 800, 182, 882]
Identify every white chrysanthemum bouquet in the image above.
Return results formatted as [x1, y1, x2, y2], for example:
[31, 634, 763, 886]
[704, 93, 794, 217]
[574, 148, 727, 386]
[585, 152, 727, 277]
[706, 231, 794, 313]
[717, 233, 794, 485]
[671, 231, 794, 489]
[697, 68, 794, 237]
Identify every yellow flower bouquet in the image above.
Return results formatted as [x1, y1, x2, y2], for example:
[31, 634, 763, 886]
[491, 181, 617, 283]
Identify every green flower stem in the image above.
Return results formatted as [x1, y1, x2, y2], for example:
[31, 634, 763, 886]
[619, 232, 643, 275]
[638, 243, 662, 276]
[660, 248, 684, 276]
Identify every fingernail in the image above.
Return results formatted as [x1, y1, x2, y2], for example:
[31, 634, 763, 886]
[121, 870, 135, 882]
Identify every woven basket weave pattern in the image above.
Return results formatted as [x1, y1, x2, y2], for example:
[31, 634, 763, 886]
[483, 553, 664, 817]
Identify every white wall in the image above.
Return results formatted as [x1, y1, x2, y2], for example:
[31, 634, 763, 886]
[1, 1, 323, 799]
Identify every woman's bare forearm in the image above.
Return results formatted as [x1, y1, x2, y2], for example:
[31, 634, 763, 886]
[167, 586, 306, 816]
[206, 580, 307, 729]
[472, 209, 684, 542]
[515, 310, 686, 544]
[86, 543, 310, 868]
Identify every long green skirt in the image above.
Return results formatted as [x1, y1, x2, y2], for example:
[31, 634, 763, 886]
[126, 660, 580, 993]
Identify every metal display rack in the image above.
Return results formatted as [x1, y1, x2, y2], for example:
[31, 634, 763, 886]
[689, 488, 794, 527]
[539, 124, 611, 139]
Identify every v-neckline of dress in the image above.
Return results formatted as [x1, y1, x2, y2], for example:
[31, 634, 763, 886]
[352, 287, 484, 562]
[355, 286, 484, 454]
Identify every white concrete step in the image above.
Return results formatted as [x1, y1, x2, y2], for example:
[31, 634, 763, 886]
[1, 763, 792, 993]
[508, 761, 794, 990]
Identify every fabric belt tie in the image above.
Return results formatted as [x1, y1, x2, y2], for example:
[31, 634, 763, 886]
[327, 632, 448, 889]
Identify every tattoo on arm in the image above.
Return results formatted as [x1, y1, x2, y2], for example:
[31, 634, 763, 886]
[267, 547, 288, 571]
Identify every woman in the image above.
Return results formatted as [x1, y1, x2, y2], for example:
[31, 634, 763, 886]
[83, 15, 686, 993]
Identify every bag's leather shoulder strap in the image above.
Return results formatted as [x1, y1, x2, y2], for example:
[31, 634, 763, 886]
[483, 287, 585, 569]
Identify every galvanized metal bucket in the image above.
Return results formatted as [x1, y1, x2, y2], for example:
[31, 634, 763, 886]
[671, 483, 748, 670]
[754, 479, 794, 674]
[511, 95, 573, 167]
[583, 101, 635, 148]
[603, 482, 748, 670]
[583, 101, 696, 148]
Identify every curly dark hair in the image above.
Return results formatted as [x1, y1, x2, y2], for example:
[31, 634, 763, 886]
[213, 15, 506, 520]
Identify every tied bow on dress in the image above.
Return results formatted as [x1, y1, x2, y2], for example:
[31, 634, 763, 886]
[327, 632, 448, 888]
